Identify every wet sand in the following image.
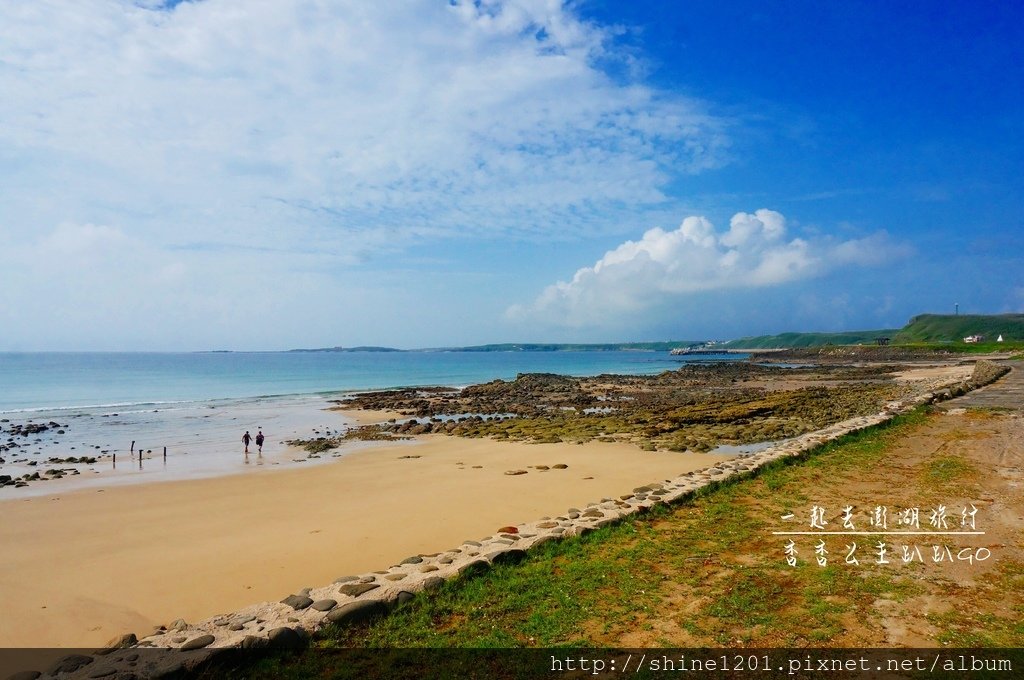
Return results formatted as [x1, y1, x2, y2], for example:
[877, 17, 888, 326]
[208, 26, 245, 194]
[0, 434, 729, 649]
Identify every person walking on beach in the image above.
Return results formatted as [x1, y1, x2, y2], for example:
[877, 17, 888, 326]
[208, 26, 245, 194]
[255, 429, 264, 454]
[242, 430, 252, 454]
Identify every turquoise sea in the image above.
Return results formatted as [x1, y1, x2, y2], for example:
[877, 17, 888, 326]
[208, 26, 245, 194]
[0, 351, 741, 496]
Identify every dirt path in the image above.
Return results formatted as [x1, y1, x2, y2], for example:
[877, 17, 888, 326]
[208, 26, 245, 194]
[601, 404, 1024, 646]
[939, 360, 1024, 411]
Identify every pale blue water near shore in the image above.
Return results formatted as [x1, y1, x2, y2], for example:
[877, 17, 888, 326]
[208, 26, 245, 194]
[0, 351, 743, 496]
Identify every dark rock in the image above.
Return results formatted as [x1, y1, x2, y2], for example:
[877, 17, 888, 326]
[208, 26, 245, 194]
[150, 660, 184, 678]
[46, 654, 94, 675]
[311, 599, 337, 612]
[325, 599, 388, 627]
[267, 627, 306, 651]
[394, 591, 415, 606]
[422, 576, 445, 591]
[87, 667, 116, 678]
[400, 555, 424, 565]
[240, 635, 265, 650]
[281, 595, 313, 610]
[6, 672, 42, 680]
[496, 525, 518, 534]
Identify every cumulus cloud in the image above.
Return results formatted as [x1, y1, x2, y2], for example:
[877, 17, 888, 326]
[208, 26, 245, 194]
[507, 210, 911, 328]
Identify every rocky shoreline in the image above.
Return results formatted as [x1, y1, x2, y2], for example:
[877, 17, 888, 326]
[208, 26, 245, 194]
[5, 359, 1009, 680]
[310, 361, 936, 453]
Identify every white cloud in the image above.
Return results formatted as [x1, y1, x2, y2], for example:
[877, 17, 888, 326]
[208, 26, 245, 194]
[507, 209, 911, 328]
[0, 0, 733, 348]
[0, 0, 729, 248]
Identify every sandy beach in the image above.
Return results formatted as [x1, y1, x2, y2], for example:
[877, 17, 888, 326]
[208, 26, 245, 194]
[0, 431, 729, 649]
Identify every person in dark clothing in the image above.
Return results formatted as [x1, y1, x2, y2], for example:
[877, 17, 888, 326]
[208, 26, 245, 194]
[255, 429, 265, 454]
[242, 430, 252, 454]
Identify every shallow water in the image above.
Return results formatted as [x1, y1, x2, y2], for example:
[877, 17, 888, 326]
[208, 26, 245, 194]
[0, 394, 392, 498]
[0, 350, 749, 498]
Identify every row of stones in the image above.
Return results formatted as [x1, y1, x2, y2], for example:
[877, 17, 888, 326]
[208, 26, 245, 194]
[35, 380, 968, 680]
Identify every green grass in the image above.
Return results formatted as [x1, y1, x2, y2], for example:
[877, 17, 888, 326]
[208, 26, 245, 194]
[924, 455, 977, 485]
[896, 341, 1024, 354]
[722, 329, 898, 349]
[720, 313, 1024, 350]
[893, 313, 1024, 344]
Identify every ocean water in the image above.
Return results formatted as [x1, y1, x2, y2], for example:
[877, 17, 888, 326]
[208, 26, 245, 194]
[0, 351, 740, 496]
[0, 350, 731, 413]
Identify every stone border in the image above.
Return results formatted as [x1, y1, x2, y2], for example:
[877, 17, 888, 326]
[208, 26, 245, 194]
[15, 365, 1010, 679]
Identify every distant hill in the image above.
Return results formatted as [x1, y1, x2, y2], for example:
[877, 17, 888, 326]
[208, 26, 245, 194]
[288, 341, 701, 353]
[892, 314, 1024, 343]
[720, 313, 1023, 349]
[453, 342, 700, 352]
[288, 314, 1023, 353]
[289, 346, 402, 352]
[721, 329, 898, 349]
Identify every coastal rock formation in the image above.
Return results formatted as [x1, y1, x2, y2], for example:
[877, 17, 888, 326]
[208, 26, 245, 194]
[320, 362, 932, 456]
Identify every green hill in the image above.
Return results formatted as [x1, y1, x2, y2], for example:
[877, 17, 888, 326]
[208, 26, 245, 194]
[721, 329, 898, 349]
[892, 313, 1024, 343]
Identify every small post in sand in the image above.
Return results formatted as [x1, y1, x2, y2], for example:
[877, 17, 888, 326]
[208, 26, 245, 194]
[163, 446, 167, 464]
[130, 440, 135, 459]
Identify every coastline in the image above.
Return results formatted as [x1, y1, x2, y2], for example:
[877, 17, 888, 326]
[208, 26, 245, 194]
[0, 433, 729, 649]
[0, 356, 982, 658]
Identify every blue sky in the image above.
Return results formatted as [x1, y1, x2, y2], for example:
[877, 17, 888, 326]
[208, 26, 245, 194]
[1, 0, 1021, 350]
